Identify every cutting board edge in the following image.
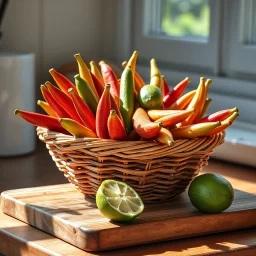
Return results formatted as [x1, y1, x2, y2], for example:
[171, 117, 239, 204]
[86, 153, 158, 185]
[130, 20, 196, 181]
[96, 209, 256, 251]
[2, 191, 256, 252]
[1, 193, 102, 251]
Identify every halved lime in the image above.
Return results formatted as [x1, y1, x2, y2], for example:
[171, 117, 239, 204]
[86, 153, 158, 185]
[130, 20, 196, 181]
[96, 180, 144, 222]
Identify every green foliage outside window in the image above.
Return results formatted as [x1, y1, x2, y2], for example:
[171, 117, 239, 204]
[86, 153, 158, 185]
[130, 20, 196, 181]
[161, 0, 210, 38]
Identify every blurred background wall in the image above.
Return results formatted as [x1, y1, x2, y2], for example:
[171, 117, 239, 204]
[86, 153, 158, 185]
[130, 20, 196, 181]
[0, 0, 124, 86]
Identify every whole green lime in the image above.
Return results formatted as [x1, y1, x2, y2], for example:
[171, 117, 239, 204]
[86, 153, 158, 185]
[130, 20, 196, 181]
[188, 173, 234, 213]
[138, 84, 162, 110]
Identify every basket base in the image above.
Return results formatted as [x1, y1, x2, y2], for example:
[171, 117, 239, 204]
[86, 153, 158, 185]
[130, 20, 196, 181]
[64, 166, 201, 203]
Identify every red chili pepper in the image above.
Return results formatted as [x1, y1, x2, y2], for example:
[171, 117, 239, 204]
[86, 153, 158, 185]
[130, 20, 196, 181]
[96, 84, 111, 139]
[40, 85, 70, 118]
[90, 71, 104, 98]
[107, 110, 127, 140]
[196, 108, 238, 124]
[163, 77, 190, 108]
[110, 93, 123, 123]
[14, 109, 69, 134]
[49, 68, 77, 96]
[46, 82, 83, 124]
[68, 88, 96, 132]
[162, 75, 171, 98]
[100, 62, 120, 106]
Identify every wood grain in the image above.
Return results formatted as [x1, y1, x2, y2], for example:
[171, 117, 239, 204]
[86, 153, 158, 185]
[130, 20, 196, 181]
[1, 184, 256, 252]
[0, 208, 256, 256]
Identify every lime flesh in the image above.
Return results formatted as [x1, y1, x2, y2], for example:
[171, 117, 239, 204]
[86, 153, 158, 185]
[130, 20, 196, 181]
[96, 180, 144, 222]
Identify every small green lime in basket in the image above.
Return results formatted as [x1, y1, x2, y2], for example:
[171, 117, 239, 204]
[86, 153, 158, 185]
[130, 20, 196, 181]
[188, 173, 234, 214]
[138, 84, 163, 110]
[96, 180, 144, 222]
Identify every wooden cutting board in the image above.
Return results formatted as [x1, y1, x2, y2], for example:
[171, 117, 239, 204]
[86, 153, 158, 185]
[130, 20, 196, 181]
[1, 184, 256, 252]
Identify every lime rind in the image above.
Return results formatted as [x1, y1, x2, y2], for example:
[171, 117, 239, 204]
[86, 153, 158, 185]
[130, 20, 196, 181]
[138, 84, 163, 110]
[188, 173, 234, 213]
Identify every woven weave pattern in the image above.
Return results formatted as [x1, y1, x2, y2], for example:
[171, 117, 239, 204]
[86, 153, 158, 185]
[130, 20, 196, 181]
[37, 127, 225, 202]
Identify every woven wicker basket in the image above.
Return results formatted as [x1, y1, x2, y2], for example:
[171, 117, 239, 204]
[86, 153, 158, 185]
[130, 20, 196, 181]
[37, 127, 225, 203]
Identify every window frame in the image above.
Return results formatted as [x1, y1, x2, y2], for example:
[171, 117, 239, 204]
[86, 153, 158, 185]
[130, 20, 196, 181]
[223, 0, 256, 75]
[133, 0, 223, 74]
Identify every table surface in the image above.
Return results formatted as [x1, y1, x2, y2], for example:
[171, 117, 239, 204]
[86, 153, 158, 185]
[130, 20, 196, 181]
[0, 142, 256, 256]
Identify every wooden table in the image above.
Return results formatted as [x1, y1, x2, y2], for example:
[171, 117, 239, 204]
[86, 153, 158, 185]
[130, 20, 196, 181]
[0, 142, 256, 255]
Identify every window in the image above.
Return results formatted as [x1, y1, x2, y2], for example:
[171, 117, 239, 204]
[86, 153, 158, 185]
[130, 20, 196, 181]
[133, 0, 256, 79]
[132, 0, 256, 114]
[127, 0, 256, 166]
[160, 0, 210, 40]
[133, 0, 221, 73]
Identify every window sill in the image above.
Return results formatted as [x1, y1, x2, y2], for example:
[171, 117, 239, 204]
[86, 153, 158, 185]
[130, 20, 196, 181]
[211, 121, 256, 167]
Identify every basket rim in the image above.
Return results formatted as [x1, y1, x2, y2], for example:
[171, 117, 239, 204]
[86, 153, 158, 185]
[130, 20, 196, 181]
[36, 126, 225, 147]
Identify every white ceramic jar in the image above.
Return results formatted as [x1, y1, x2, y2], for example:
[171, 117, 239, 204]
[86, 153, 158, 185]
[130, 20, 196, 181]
[0, 52, 36, 156]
